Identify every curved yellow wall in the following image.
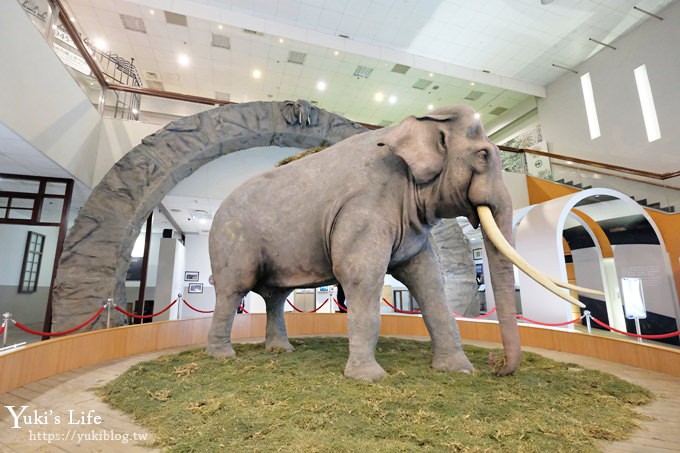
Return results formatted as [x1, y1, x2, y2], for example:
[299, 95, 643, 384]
[1, 314, 679, 395]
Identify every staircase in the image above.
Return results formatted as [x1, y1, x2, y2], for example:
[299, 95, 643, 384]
[554, 179, 676, 213]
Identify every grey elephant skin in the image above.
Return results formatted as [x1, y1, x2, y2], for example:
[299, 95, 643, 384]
[207, 105, 520, 381]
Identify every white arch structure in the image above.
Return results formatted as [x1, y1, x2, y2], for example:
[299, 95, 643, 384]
[485, 188, 680, 331]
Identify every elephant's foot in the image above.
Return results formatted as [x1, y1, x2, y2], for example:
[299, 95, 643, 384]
[344, 359, 386, 382]
[265, 339, 295, 353]
[432, 351, 475, 374]
[206, 342, 236, 358]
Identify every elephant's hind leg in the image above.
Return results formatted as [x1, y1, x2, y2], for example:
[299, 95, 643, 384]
[206, 288, 247, 358]
[263, 289, 295, 352]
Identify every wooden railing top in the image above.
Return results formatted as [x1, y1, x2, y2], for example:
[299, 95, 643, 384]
[49, 0, 678, 183]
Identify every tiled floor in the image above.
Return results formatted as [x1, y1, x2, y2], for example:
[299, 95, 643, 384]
[0, 339, 678, 452]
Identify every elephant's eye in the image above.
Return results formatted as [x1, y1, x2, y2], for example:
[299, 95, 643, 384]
[478, 150, 489, 162]
[439, 131, 446, 148]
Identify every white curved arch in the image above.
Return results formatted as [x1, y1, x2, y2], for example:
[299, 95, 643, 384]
[512, 188, 678, 328]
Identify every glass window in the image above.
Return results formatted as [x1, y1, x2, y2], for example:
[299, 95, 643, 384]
[40, 198, 64, 223]
[0, 178, 40, 193]
[45, 182, 67, 195]
[19, 231, 46, 293]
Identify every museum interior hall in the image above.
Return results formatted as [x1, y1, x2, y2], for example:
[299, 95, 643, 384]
[1, 0, 680, 451]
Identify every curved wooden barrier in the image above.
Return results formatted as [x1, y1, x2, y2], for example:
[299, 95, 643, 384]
[1, 313, 679, 394]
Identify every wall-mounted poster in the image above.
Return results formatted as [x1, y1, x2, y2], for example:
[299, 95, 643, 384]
[185, 271, 199, 281]
[188, 283, 203, 294]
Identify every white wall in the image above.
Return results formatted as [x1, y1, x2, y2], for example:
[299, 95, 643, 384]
[538, 1, 680, 174]
[0, 224, 59, 325]
[0, 0, 101, 186]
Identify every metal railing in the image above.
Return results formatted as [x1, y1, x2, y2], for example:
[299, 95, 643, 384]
[499, 146, 680, 214]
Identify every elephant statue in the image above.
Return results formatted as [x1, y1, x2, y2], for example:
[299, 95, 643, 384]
[206, 104, 587, 381]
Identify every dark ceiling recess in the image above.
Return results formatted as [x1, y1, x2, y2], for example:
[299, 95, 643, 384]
[391, 64, 410, 74]
[164, 11, 188, 27]
[563, 214, 659, 250]
[464, 90, 484, 101]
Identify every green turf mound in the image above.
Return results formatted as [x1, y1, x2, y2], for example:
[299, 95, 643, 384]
[98, 337, 652, 452]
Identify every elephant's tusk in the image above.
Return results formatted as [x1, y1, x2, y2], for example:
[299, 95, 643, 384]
[551, 280, 604, 297]
[477, 206, 586, 308]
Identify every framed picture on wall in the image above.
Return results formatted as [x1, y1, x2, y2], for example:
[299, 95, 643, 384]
[472, 248, 483, 260]
[188, 282, 203, 294]
[184, 271, 199, 281]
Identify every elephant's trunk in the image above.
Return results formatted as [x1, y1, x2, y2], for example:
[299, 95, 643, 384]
[480, 201, 521, 375]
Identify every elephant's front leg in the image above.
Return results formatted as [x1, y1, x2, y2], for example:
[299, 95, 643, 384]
[332, 221, 392, 382]
[391, 239, 474, 373]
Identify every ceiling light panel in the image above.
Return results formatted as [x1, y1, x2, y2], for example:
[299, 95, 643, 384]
[211, 33, 231, 49]
[412, 79, 432, 90]
[353, 65, 374, 78]
[287, 51, 307, 65]
[119, 14, 147, 33]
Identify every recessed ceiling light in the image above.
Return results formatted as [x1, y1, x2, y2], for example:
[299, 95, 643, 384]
[374, 92, 384, 102]
[218, 24, 223, 30]
[252, 69, 262, 79]
[70, 16, 75, 22]
[470, 82, 475, 86]
[473, 112, 481, 119]
[316, 81, 327, 91]
[149, 9, 155, 15]
[334, 50, 339, 56]
[177, 54, 190, 66]
[279, 38, 284, 43]
[429, 73, 434, 77]
[388, 95, 397, 104]
[427, 104, 434, 111]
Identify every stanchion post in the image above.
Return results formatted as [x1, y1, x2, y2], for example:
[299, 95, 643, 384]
[177, 293, 183, 320]
[106, 298, 113, 329]
[584, 310, 592, 334]
[634, 316, 643, 344]
[2, 312, 11, 348]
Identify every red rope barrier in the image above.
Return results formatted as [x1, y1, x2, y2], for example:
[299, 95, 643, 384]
[382, 298, 421, 314]
[0, 324, 4, 335]
[286, 298, 329, 313]
[332, 297, 347, 312]
[182, 299, 214, 314]
[286, 298, 304, 313]
[452, 307, 497, 319]
[115, 299, 177, 319]
[590, 316, 680, 339]
[13, 306, 106, 337]
[239, 302, 249, 314]
[516, 314, 583, 327]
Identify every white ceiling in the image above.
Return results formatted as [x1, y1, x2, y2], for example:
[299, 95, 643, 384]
[3, 0, 677, 237]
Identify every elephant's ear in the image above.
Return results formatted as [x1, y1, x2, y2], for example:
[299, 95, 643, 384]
[378, 116, 445, 184]
[281, 101, 297, 125]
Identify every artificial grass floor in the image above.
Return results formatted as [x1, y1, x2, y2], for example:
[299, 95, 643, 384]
[97, 337, 652, 452]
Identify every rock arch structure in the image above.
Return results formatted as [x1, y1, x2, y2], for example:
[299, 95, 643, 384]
[52, 101, 367, 331]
